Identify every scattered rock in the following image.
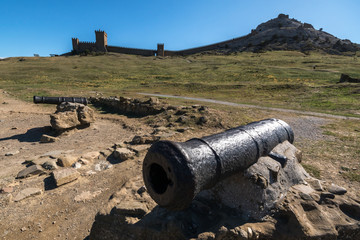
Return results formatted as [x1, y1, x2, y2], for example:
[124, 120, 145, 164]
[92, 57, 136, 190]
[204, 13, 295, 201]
[131, 135, 160, 145]
[197, 116, 208, 125]
[14, 188, 42, 202]
[306, 178, 323, 191]
[94, 161, 112, 171]
[176, 115, 188, 123]
[113, 148, 135, 161]
[41, 160, 58, 170]
[137, 186, 146, 195]
[40, 134, 59, 143]
[16, 165, 44, 179]
[328, 183, 347, 195]
[72, 162, 82, 169]
[52, 168, 80, 187]
[0, 187, 14, 193]
[127, 145, 150, 154]
[81, 151, 100, 161]
[5, 150, 20, 156]
[78, 158, 90, 165]
[57, 155, 78, 167]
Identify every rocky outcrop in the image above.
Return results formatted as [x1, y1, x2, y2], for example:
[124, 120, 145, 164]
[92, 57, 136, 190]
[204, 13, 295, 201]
[89, 141, 360, 240]
[209, 14, 360, 55]
[50, 102, 95, 130]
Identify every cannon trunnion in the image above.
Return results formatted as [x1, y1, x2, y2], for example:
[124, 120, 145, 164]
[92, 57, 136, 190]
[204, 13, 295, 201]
[143, 118, 294, 210]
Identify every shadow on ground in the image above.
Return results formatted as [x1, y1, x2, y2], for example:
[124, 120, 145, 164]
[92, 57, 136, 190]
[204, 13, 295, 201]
[0, 127, 47, 143]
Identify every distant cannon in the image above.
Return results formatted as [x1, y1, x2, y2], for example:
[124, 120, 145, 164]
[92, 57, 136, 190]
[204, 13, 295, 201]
[33, 96, 88, 105]
[143, 118, 294, 210]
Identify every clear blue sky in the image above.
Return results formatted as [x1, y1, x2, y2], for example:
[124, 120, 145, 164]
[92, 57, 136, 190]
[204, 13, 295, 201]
[0, 0, 359, 57]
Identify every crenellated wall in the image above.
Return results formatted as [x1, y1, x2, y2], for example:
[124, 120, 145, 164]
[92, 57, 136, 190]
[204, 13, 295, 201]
[77, 41, 97, 52]
[72, 30, 250, 56]
[107, 46, 155, 56]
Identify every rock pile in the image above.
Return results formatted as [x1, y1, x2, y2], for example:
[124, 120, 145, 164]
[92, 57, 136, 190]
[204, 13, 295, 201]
[90, 96, 164, 117]
[50, 102, 95, 131]
[89, 141, 360, 240]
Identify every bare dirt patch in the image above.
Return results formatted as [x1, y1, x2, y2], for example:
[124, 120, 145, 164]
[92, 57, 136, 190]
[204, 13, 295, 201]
[0, 90, 358, 239]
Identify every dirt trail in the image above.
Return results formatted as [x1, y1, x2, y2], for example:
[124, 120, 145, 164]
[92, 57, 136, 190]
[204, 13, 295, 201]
[138, 92, 360, 120]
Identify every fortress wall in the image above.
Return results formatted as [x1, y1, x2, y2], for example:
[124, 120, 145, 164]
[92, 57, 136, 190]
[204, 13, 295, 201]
[78, 42, 97, 52]
[163, 50, 178, 56]
[107, 46, 156, 56]
[170, 34, 250, 56]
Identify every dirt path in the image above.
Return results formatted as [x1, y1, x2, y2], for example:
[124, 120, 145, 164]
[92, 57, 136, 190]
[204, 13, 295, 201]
[138, 92, 360, 120]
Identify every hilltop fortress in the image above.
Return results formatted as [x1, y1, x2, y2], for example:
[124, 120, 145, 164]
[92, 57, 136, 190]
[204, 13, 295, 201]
[72, 14, 360, 56]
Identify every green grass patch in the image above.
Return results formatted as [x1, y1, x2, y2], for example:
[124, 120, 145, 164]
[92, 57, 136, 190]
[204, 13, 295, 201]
[0, 51, 359, 116]
[302, 163, 321, 178]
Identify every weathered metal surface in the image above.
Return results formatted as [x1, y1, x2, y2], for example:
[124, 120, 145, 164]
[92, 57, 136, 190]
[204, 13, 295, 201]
[33, 96, 88, 105]
[143, 118, 294, 210]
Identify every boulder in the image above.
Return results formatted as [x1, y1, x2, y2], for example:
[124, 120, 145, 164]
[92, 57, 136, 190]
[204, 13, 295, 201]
[50, 102, 95, 130]
[50, 111, 80, 130]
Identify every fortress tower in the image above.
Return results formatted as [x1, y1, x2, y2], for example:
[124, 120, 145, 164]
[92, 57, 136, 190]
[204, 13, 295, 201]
[72, 38, 79, 51]
[157, 43, 164, 57]
[95, 30, 107, 52]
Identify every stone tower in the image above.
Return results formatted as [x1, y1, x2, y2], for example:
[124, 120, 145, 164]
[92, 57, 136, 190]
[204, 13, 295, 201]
[72, 38, 79, 52]
[157, 43, 164, 57]
[95, 30, 107, 52]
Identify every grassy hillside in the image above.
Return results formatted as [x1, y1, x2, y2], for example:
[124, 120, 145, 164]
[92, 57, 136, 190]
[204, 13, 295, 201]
[0, 51, 359, 116]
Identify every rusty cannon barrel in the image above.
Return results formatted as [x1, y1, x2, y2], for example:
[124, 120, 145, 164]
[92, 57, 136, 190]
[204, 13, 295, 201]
[33, 96, 88, 105]
[143, 118, 294, 210]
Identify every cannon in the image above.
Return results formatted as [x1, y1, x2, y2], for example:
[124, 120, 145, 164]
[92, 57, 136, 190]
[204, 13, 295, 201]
[33, 96, 88, 105]
[143, 118, 294, 210]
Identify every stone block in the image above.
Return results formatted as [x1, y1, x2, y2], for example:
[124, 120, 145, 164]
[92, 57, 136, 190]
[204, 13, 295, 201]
[57, 155, 78, 167]
[113, 148, 135, 161]
[14, 188, 42, 202]
[52, 168, 80, 187]
[16, 165, 44, 179]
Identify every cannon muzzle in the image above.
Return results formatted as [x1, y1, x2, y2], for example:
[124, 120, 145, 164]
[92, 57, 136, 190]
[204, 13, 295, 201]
[143, 118, 294, 210]
[33, 96, 88, 105]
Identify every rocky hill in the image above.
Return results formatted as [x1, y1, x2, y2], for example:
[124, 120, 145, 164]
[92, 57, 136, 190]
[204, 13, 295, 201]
[209, 14, 360, 55]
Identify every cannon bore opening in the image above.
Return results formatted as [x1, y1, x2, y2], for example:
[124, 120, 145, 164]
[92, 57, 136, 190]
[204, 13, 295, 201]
[149, 163, 172, 194]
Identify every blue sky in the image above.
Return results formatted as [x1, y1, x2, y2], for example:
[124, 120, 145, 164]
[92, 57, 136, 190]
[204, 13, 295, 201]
[0, 0, 359, 57]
